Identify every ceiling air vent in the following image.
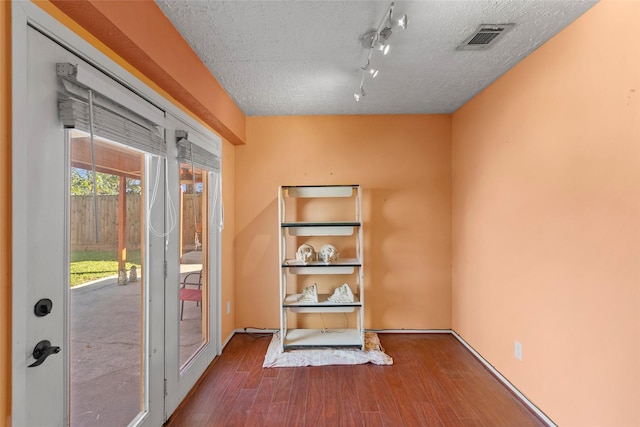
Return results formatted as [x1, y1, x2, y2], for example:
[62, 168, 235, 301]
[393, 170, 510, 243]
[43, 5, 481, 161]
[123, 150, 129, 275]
[456, 24, 515, 51]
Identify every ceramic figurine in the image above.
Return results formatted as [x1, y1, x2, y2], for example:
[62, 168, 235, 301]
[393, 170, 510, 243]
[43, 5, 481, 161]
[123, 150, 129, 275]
[327, 283, 354, 303]
[297, 283, 318, 303]
[319, 244, 339, 264]
[296, 243, 316, 265]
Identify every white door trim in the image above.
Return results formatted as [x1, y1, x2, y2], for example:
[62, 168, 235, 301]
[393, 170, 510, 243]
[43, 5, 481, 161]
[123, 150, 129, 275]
[11, 3, 30, 424]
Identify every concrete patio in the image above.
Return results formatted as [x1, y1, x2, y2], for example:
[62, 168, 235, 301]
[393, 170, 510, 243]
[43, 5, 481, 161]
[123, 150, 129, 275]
[70, 265, 203, 427]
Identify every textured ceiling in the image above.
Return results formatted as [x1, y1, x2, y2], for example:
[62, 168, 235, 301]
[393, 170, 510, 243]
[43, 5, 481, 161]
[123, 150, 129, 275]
[155, 0, 597, 116]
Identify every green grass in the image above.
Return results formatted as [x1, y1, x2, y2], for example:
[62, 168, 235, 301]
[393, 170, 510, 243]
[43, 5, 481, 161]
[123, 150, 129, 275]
[70, 249, 141, 287]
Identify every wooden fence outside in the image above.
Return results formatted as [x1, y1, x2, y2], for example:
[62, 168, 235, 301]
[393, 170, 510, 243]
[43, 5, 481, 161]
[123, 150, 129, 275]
[181, 193, 203, 250]
[70, 193, 202, 251]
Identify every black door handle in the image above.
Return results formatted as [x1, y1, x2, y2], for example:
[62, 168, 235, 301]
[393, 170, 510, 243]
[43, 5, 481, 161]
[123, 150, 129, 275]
[28, 340, 61, 367]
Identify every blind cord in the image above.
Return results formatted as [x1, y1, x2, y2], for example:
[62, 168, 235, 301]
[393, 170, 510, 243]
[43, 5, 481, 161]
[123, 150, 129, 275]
[210, 171, 223, 232]
[87, 89, 100, 243]
[189, 142, 199, 235]
[149, 156, 177, 239]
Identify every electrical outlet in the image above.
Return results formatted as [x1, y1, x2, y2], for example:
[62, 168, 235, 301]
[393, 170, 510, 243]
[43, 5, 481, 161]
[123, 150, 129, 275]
[226, 301, 231, 315]
[514, 341, 523, 361]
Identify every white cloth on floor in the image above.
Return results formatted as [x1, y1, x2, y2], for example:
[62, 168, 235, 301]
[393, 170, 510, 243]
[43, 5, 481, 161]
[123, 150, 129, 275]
[263, 332, 393, 367]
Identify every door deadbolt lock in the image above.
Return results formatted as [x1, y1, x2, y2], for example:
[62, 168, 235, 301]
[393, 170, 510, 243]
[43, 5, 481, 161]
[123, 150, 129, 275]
[34, 298, 53, 317]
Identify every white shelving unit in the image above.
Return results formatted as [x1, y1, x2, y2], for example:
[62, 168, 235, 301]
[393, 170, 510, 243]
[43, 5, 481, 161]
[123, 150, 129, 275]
[279, 185, 364, 350]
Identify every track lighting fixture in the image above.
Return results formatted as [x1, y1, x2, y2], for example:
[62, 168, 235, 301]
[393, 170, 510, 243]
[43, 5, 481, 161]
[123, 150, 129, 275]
[353, 85, 366, 102]
[353, 2, 407, 102]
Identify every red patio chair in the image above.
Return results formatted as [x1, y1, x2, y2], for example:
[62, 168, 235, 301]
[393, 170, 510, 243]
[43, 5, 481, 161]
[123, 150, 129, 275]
[179, 270, 202, 320]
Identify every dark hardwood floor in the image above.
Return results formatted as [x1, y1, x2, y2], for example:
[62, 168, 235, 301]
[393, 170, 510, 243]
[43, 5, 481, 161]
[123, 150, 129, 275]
[165, 333, 547, 426]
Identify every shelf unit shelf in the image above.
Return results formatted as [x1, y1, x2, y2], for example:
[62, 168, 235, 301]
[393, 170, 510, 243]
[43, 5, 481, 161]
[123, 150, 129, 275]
[282, 258, 361, 275]
[283, 294, 361, 313]
[282, 222, 360, 237]
[282, 329, 362, 349]
[282, 185, 357, 199]
[279, 184, 364, 351]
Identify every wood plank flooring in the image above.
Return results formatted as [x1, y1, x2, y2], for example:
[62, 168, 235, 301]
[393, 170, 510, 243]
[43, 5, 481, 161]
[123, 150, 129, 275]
[165, 333, 547, 426]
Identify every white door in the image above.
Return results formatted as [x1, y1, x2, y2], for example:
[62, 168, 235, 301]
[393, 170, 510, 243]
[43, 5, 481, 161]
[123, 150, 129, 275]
[164, 114, 223, 415]
[12, 25, 165, 427]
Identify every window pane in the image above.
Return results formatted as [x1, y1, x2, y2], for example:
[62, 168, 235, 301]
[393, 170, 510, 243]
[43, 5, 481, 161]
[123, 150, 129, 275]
[179, 163, 209, 368]
[69, 130, 145, 426]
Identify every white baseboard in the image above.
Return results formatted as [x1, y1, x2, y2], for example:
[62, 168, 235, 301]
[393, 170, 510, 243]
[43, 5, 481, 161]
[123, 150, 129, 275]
[450, 330, 556, 427]
[237, 327, 279, 334]
[221, 331, 236, 350]
[368, 328, 451, 334]
[219, 328, 278, 352]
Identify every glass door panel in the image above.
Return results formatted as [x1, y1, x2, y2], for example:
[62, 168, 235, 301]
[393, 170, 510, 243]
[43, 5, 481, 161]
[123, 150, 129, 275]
[69, 130, 146, 426]
[179, 163, 209, 368]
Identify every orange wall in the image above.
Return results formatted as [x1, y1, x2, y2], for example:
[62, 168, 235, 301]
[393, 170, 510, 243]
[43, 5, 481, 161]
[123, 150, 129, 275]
[235, 115, 452, 330]
[1, 2, 11, 424]
[451, 2, 640, 426]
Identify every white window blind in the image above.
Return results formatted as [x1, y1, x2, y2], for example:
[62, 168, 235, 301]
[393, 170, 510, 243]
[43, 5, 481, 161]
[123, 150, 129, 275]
[176, 130, 220, 172]
[57, 63, 166, 156]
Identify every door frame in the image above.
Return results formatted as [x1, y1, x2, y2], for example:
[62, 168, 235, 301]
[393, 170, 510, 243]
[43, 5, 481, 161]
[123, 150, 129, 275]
[11, 2, 223, 424]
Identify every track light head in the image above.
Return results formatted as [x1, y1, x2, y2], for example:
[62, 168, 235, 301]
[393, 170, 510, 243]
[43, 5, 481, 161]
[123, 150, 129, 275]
[361, 61, 379, 79]
[373, 40, 390, 55]
[353, 86, 366, 102]
[389, 14, 408, 30]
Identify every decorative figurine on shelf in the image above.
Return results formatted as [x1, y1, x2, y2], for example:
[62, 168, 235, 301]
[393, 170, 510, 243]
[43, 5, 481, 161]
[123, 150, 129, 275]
[328, 283, 355, 303]
[297, 283, 318, 303]
[319, 244, 339, 264]
[296, 243, 316, 265]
